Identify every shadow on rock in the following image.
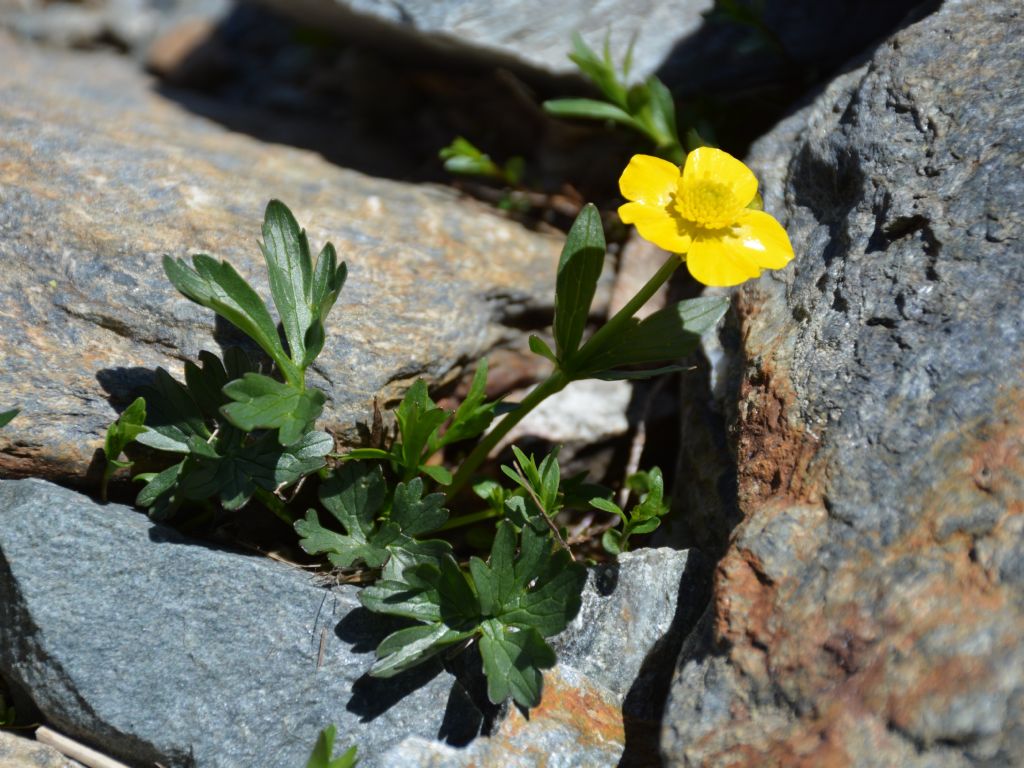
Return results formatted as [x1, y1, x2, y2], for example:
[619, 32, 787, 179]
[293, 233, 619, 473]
[619, 549, 714, 767]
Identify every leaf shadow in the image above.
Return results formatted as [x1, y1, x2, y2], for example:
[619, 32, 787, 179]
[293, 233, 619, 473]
[335, 606, 499, 745]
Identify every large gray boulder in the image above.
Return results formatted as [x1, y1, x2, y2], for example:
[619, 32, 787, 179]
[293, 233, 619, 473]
[664, 1, 1024, 765]
[248, 0, 713, 81]
[0, 478, 701, 767]
[0, 35, 566, 486]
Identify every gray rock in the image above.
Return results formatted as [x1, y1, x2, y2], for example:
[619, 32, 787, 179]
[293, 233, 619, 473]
[0, 478, 704, 767]
[0, 36, 565, 485]
[664, 1, 1024, 766]
[0, 0, 230, 54]
[0, 477, 472, 767]
[248, 0, 713, 81]
[382, 547, 708, 767]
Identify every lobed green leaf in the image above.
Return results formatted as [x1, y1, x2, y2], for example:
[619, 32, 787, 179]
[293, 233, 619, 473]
[479, 620, 555, 708]
[221, 373, 326, 446]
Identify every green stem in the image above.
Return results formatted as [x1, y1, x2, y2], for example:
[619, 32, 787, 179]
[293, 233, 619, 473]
[446, 255, 680, 503]
[446, 370, 569, 500]
[437, 507, 502, 532]
[568, 254, 680, 373]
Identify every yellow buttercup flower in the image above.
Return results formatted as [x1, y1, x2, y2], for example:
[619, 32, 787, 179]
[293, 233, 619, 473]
[618, 148, 794, 287]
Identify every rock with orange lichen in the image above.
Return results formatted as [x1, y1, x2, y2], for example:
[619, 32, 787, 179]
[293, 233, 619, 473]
[382, 548, 708, 766]
[0, 35, 565, 488]
[1, 479, 702, 767]
[663, 1, 1024, 766]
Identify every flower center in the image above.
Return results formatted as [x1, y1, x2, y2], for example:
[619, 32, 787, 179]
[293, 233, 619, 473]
[674, 179, 743, 230]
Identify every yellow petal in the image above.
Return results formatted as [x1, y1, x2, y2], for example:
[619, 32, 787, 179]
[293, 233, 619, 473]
[619, 154, 680, 206]
[680, 146, 758, 211]
[685, 231, 764, 287]
[618, 201, 692, 253]
[732, 210, 794, 269]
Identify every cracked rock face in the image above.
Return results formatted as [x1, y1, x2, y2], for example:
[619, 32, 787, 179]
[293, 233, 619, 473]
[0, 478, 701, 767]
[664, 1, 1024, 765]
[0, 36, 564, 486]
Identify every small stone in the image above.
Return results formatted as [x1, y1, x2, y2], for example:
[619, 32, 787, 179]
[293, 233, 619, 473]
[0, 731, 85, 768]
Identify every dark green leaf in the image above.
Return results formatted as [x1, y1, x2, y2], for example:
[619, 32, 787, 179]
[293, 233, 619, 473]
[260, 200, 314, 367]
[568, 32, 627, 106]
[311, 243, 346, 323]
[221, 373, 326, 446]
[591, 364, 689, 381]
[500, 549, 586, 637]
[394, 380, 448, 476]
[296, 509, 389, 568]
[163, 254, 296, 382]
[103, 397, 147, 465]
[390, 477, 449, 536]
[538, 450, 560, 512]
[302, 319, 326, 369]
[645, 76, 680, 151]
[183, 351, 230, 419]
[528, 335, 558, 363]
[553, 204, 606, 361]
[176, 429, 328, 511]
[479, 620, 555, 708]
[273, 430, 333, 485]
[0, 408, 18, 428]
[438, 361, 499, 447]
[360, 578, 443, 623]
[576, 296, 728, 374]
[136, 461, 183, 511]
[299, 464, 450, 571]
[435, 555, 482, 629]
[340, 448, 392, 462]
[135, 429, 190, 453]
[370, 623, 473, 678]
[419, 464, 453, 486]
[513, 523, 551, 592]
[145, 366, 210, 442]
[318, 462, 386, 543]
[305, 725, 358, 768]
[601, 529, 624, 555]
[589, 497, 624, 517]
[542, 98, 641, 129]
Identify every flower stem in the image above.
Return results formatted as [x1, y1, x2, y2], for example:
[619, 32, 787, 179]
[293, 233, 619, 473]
[568, 254, 681, 372]
[436, 507, 502, 532]
[446, 369, 569, 500]
[446, 254, 680, 504]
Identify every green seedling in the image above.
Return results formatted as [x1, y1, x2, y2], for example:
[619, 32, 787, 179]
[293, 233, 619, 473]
[440, 136, 525, 187]
[108, 201, 343, 521]
[591, 467, 670, 554]
[306, 725, 358, 768]
[343, 363, 500, 486]
[101, 397, 147, 502]
[544, 33, 688, 162]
